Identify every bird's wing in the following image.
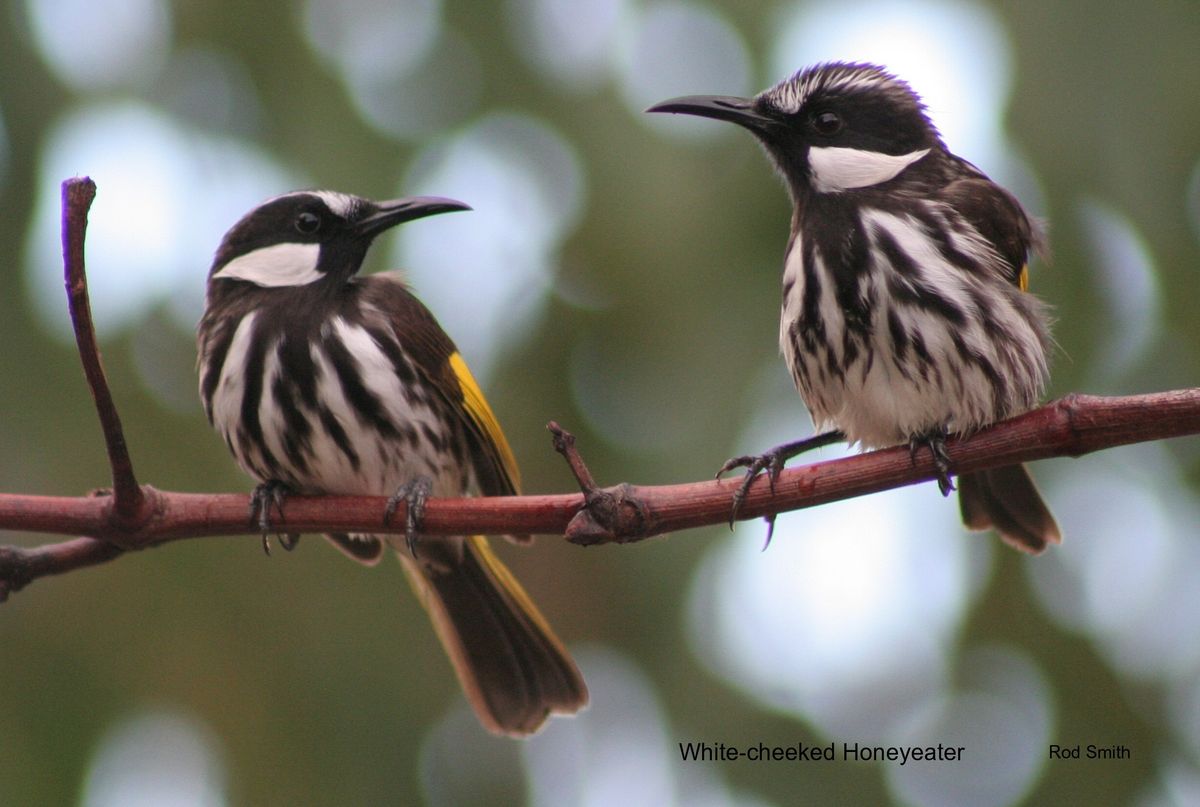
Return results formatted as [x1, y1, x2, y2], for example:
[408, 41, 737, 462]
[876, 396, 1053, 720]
[363, 273, 521, 498]
[940, 171, 1042, 291]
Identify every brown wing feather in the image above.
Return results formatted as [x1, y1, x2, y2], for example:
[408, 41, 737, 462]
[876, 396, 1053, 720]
[940, 171, 1041, 289]
[360, 273, 521, 499]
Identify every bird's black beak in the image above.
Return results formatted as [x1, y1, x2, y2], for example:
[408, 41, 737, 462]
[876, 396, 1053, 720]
[646, 95, 775, 135]
[355, 196, 472, 240]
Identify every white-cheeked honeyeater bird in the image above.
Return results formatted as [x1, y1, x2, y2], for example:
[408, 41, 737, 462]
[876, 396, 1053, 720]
[649, 62, 1061, 553]
[197, 190, 587, 735]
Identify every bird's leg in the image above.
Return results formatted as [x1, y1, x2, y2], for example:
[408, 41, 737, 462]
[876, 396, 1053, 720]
[909, 429, 955, 496]
[248, 480, 299, 555]
[717, 430, 846, 545]
[385, 476, 433, 558]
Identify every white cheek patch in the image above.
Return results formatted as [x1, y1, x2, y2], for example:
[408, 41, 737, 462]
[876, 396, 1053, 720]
[214, 242, 323, 287]
[808, 146, 930, 193]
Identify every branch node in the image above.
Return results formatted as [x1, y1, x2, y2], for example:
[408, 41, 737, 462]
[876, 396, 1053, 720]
[1056, 392, 1087, 456]
[565, 483, 651, 546]
[547, 421, 652, 545]
[84, 484, 163, 548]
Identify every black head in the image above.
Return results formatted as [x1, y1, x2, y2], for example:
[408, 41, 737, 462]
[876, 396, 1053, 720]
[648, 62, 945, 199]
[209, 191, 470, 288]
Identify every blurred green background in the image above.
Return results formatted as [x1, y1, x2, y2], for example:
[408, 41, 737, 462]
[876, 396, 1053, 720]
[2, 0, 1199, 805]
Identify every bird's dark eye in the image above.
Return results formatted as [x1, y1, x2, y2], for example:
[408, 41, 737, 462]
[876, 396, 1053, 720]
[295, 211, 321, 234]
[811, 110, 843, 136]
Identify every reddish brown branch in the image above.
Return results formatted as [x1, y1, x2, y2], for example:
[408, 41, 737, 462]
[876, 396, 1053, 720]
[545, 388, 1200, 542]
[62, 177, 146, 528]
[2, 178, 1198, 601]
[3, 388, 1199, 599]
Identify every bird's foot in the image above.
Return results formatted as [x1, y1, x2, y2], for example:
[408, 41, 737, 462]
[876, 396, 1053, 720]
[249, 480, 299, 555]
[385, 477, 433, 558]
[717, 430, 846, 548]
[909, 430, 955, 496]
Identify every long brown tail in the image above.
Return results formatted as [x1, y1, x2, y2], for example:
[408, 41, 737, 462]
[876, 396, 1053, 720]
[958, 464, 1062, 554]
[399, 535, 588, 736]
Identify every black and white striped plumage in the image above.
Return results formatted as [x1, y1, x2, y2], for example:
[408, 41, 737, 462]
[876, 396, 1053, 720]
[198, 190, 587, 734]
[650, 62, 1061, 553]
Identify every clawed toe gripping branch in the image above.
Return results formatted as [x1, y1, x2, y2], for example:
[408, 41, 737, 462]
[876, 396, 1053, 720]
[249, 481, 298, 555]
[2, 177, 1200, 600]
[717, 430, 848, 549]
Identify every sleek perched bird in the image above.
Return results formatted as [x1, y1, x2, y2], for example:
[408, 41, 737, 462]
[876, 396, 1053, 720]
[197, 190, 587, 735]
[649, 62, 1060, 553]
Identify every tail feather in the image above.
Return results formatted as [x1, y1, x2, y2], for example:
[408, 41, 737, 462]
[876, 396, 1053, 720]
[958, 464, 1061, 554]
[399, 535, 588, 736]
[323, 533, 386, 565]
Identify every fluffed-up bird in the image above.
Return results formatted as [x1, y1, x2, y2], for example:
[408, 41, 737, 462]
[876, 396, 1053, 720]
[649, 62, 1060, 553]
[197, 189, 588, 734]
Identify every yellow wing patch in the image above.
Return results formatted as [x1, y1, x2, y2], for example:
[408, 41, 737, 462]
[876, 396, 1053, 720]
[1018, 264, 1029, 292]
[449, 351, 521, 492]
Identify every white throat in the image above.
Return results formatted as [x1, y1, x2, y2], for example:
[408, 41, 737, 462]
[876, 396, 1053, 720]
[808, 146, 930, 193]
[213, 242, 323, 287]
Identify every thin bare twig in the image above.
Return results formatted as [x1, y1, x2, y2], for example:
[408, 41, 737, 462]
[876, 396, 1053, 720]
[547, 421, 596, 492]
[0, 538, 123, 600]
[62, 177, 145, 528]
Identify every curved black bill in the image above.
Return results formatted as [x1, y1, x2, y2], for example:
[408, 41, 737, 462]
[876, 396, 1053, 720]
[646, 95, 774, 133]
[356, 196, 472, 239]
